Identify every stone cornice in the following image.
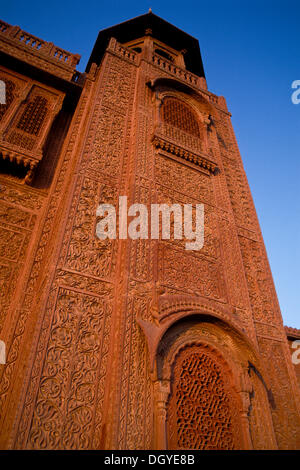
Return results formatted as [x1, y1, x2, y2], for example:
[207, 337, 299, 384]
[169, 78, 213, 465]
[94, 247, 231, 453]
[152, 134, 219, 174]
[285, 326, 300, 339]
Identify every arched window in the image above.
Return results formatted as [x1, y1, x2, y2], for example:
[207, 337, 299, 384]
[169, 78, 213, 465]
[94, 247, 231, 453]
[167, 345, 242, 450]
[161, 97, 200, 138]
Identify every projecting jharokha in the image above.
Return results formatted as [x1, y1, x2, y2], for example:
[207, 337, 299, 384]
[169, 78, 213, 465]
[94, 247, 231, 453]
[0, 12, 299, 450]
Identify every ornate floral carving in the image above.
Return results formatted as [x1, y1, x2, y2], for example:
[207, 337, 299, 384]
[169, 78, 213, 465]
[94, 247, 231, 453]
[257, 338, 300, 449]
[158, 244, 227, 303]
[0, 27, 298, 453]
[19, 288, 113, 449]
[239, 235, 279, 326]
[65, 176, 117, 279]
[1, 76, 94, 448]
[154, 155, 213, 203]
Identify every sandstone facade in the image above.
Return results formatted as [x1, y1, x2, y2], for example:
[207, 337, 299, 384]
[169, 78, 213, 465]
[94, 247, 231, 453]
[0, 13, 299, 450]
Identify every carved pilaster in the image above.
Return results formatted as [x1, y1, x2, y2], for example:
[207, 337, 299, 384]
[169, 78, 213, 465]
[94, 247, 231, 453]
[153, 380, 170, 450]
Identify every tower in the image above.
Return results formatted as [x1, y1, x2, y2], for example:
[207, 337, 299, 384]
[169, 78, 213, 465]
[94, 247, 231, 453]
[0, 12, 299, 450]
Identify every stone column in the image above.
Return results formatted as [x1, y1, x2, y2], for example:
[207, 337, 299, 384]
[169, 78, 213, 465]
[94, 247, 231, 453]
[238, 366, 254, 449]
[153, 380, 170, 450]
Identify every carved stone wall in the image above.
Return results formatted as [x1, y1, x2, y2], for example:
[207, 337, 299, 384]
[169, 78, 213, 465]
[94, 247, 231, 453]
[0, 180, 45, 334]
[0, 24, 299, 451]
[257, 337, 300, 449]
[3, 49, 140, 450]
[215, 109, 300, 448]
[0, 30, 82, 448]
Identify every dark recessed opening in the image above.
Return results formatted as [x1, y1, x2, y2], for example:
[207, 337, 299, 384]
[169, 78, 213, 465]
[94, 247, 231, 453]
[155, 48, 174, 62]
[0, 157, 28, 180]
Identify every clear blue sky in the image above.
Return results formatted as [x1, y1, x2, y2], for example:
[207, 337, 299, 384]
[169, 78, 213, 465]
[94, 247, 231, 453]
[2, 0, 299, 328]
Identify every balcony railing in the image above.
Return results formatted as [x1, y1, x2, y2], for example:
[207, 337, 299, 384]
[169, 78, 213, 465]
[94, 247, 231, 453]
[152, 53, 200, 87]
[152, 123, 218, 174]
[151, 53, 221, 105]
[107, 38, 138, 64]
[155, 122, 203, 154]
[105, 38, 221, 107]
[0, 19, 80, 69]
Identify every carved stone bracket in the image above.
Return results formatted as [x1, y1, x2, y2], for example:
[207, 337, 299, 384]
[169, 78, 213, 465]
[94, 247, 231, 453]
[0, 142, 40, 184]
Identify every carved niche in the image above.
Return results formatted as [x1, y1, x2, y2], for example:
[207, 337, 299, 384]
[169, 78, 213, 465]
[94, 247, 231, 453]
[148, 78, 219, 174]
[137, 298, 277, 450]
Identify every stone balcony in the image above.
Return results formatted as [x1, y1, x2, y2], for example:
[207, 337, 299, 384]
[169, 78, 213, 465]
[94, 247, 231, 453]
[151, 53, 206, 90]
[106, 38, 225, 112]
[152, 122, 219, 174]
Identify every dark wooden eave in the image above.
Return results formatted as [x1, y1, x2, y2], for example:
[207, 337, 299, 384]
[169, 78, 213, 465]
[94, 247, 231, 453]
[86, 12, 205, 78]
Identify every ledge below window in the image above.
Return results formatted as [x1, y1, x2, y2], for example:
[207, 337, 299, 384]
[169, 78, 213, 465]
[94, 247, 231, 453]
[151, 134, 219, 175]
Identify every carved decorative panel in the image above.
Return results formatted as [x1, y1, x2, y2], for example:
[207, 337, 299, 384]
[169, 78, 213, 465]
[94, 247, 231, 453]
[0, 181, 44, 333]
[154, 183, 220, 258]
[16, 95, 48, 136]
[161, 97, 200, 138]
[18, 287, 112, 449]
[159, 244, 227, 302]
[257, 337, 300, 449]
[154, 155, 213, 204]
[65, 176, 118, 279]
[239, 235, 279, 326]
[222, 156, 256, 229]
[5, 79, 95, 449]
[167, 345, 242, 449]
